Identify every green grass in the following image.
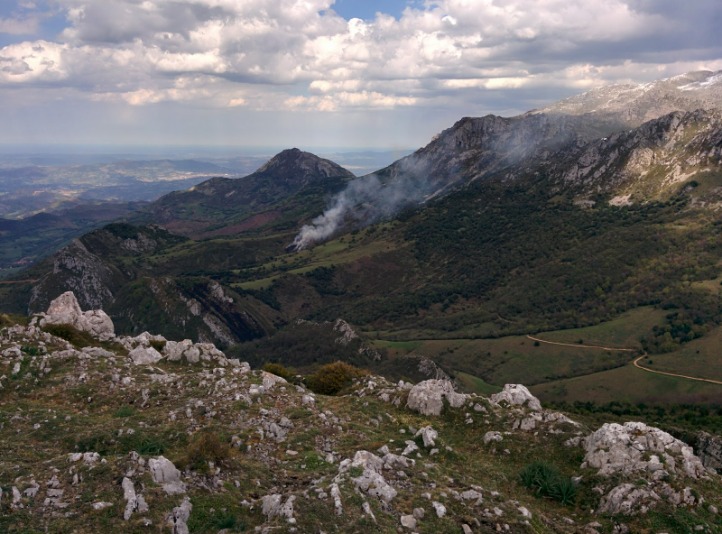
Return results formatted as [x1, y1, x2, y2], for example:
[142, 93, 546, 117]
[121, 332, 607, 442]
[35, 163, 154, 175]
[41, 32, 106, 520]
[533, 306, 665, 348]
[637, 324, 722, 382]
[532, 362, 722, 406]
[454, 371, 502, 395]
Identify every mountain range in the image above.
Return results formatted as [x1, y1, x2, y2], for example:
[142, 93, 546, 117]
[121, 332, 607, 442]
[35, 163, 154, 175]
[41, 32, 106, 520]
[1, 70, 721, 408]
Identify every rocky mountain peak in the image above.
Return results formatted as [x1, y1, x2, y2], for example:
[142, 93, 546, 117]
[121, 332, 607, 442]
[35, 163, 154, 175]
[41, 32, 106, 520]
[254, 148, 355, 182]
[535, 69, 722, 127]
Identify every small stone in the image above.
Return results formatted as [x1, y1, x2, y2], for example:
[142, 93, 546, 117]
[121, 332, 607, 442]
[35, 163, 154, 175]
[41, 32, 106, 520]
[400, 515, 416, 529]
[413, 507, 425, 519]
[432, 501, 446, 518]
[462, 524, 473, 534]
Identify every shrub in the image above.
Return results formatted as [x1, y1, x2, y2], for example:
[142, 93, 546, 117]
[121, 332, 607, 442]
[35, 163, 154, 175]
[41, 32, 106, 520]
[179, 431, 231, 472]
[305, 361, 367, 395]
[42, 323, 96, 348]
[519, 461, 576, 505]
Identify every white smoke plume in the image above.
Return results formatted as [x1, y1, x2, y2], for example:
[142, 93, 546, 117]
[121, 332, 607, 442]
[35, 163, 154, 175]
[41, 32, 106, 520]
[290, 156, 434, 251]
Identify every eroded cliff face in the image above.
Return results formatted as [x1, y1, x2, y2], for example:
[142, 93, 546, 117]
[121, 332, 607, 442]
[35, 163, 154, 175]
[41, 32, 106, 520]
[29, 238, 121, 313]
[547, 109, 722, 205]
[27, 225, 276, 347]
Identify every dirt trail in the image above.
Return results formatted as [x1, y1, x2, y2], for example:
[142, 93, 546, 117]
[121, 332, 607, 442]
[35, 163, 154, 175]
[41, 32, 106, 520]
[528, 334, 722, 386]
[632, 355, 722, 385]
[525, 335, 636, 352]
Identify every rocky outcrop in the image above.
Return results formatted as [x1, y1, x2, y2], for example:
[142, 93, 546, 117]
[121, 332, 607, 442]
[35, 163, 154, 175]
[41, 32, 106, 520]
[490, 384, 542, 411]
[168, 497, 192, 534]
[38, 291, 115, 341]
[128, 346, 163, 365]
[582, 422, 707, 479]
[581, 422, 710, 516]
[406, 379, 467, 416]
[162, 339, 229, 366]
[148, 456, 186, 495]
[696, 432, 722, 472]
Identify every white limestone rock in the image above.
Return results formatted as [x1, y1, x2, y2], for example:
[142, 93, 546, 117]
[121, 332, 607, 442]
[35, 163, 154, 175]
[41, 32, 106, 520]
[582, 422, 707, 479]
[168, 496, 192, 534]
[483, 431, 504, 444]
[406, 379, 467, 416]
[490, 384, 542, 411]
[341, 450, 398, 504]
[416, 426, 438, 448]
[400, 515, 417, 529]
[261, 494, 296, 523]
[40, 291, 115, 341]
[122, 477, 148, 521]
[598, 483, 660, 515]
[149, 456, 186, 495]
[128, 346, 163, 366]
[163, 340, 194, 362]
[261, 371, 288, 389]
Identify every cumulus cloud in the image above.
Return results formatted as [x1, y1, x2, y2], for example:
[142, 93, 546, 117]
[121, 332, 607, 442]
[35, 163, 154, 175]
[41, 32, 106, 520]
[0, 0, 720, 142]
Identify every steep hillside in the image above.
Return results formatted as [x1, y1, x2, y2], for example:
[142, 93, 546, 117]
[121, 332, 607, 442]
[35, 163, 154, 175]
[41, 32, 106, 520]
[2, 72, 722, 408]
[0, 201, 146, 272]
[24, 224, 281, 347]
[1, 294, 720, 533]
[141, 148, 355, 238]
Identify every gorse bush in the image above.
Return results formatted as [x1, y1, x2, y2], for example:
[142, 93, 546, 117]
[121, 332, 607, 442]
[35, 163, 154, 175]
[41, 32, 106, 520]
[305, 361, 367, 395]
[519, 462, 577, 505]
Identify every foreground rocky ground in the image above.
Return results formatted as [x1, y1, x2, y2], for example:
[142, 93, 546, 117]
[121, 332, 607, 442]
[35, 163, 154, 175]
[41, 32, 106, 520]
[0, 293, 720, 533]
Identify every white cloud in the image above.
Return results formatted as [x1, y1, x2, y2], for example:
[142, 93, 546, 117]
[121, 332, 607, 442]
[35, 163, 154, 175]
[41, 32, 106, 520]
[0, 41, 67, 83]
[0, 0, 720, 146]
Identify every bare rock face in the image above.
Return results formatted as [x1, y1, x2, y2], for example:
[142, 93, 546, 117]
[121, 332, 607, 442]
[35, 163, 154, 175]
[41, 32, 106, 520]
[697, 432, 722, 472]
[406, 379, 467, 416]
[582, 422, 707, 479]
[40, 291, 115, 341]
[490, 384, 542, 411]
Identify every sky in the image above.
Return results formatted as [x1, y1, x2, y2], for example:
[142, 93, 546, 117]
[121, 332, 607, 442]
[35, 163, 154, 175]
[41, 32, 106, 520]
[1, 0, 721, 150]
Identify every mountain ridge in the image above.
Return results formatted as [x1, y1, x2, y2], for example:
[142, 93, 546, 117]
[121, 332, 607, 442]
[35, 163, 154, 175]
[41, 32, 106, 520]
[1, 71, 721, 407]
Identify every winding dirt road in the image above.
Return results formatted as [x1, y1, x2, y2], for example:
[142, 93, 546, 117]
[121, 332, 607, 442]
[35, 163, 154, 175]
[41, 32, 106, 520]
[525, 335, 635, 352]
[632, 355, 722, 386]
[528, 334, 722, 386]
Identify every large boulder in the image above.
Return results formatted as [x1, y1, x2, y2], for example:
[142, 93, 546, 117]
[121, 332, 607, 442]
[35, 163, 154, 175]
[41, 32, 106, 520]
[490, 384, 542, 411]
[128, 346, 163, 366]
[582, 422, 707, 479]
[163, 339, 229, 366]
[149, 456, 186, 495]
[406, 379, 467, 416]
[40, 291, 115, 341]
